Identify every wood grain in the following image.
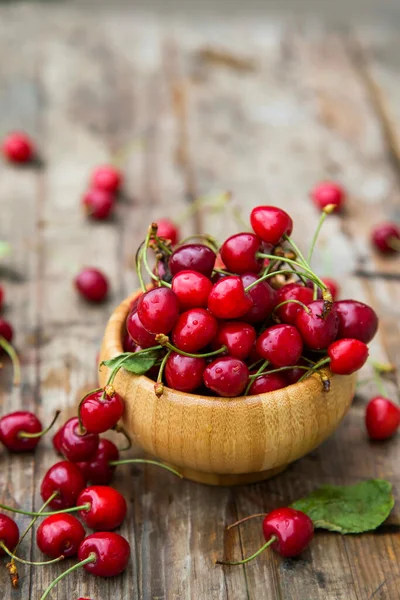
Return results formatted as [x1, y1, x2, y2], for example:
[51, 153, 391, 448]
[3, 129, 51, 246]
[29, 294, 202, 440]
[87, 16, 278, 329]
[0, 4, 399, 600]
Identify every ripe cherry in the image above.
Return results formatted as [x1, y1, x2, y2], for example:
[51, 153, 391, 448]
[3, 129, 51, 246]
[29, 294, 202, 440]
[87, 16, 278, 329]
[250, 206, 293, 245]
[76, 486, 127, 531]
[123, 331, 137, 352]
[311, 181, 345, 212]
[126, 309, 157, 348]
[247, 373, 287, 395]
[371, 222, 400, 254]
[240, 273, 277, 323]
[75, 268, 109, 303]
[256, 324, 303, 367]
[0, 286, 4, 311]
[276, 283, 314, 325]
[37, 514, 85, 558]
[79, 388, 124, 434]
[213, 321, 256, 360]
[295, 300, 339, 350]
[2, 131, 35, 163]
[82, 188, 115, 220]
[327, 338, 369, 374]
[155, 218, 180, 245]
[59, 417, 99, 462]
[52, 425, 65, 455]
[169, 244, 216, 278]
[335, 300, 378, 344]
[203, 357, 249, 397]
[164, 353, 206, 393]
[91, 165, 122, 193]
[171, 308, 218, 353]
[220, 233, 262, 274]
[0, 410, 59, 452]
[40, 461, 86, 510]
[171, 270, 213, 310]
[77, 439, 119, 485]
[208, 276, 253, 319]
[0, 317, 14, 342]
[137, 287, 180, 334]
[0, 514, 19, 556]
[365, 397, 400, 440]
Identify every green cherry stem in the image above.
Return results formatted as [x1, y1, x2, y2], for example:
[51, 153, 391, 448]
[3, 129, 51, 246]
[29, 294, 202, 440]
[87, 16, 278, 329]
[248, 365, 310, 379]
[135, 243, 147, 293]
[244, 360, 269, 395]
[298, 358, 330, 383]
[109, 458, 183, 478]
[0, 543, 64, 566]
[0, 502, 90, 518]
[112, 423, 132, 451]
[142, 224, 172, 288]
[155, 335, 227, 359]
[19, 411, 61, 439]
[154, 349, 172, 397]
[13, 492, 59, 555]
[373, 368, 388, 397]
[283, 234, 308, 267]
[40, 553, 96, 600]
[216, 536, 276, 566]
[273, 299, 311, 316]
[307, 204, 336, 265]
[0, 335, 21, 386]
[226, 513, 268, 530]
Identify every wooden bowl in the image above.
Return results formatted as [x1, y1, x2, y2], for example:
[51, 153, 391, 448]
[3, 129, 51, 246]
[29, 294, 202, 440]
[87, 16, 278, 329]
[99, 292, 356, 486]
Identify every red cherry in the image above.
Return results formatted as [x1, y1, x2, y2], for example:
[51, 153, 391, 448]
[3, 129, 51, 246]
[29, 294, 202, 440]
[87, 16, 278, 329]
[75, 268, 109, 303]
[0, 318, 13, 342]
[335, 300, 378, 344]
[77, 486, 127, 530]
[82, 188, 115, 220]
[171, 270, 213, 310]
[59, 417, 99, 462]
[169, 244, 216, 278]
[371, 222, 400, 254]
[91, 165, 122, 193]
[327, 338, 369, 375]
[126, 309, 157, 348]
[164, 353, 206, 393]
[203, 357, 249, 397]
[155, 218, 180, 245]
[0, 514, 19, 556]
[285, 359, 309, 385]
[208, 276, 253, 319]
[41, 461, 86, 510]
[247, 373, 287, 395]
[137, 288, 180, 334]
[321, 277, 339, 300]
[213, 321, 256, 360]
[295, 300, 339, 350]
[365, 397, 400, 440]
[256, 324, 303, 367]
[122, 331, 137, 352]
[220, 233, 262, 274]
[0, 410, 42, 452]
[77, 532, 130, 577]
[37, 514, 85, 558]
[263, 507, 314, 557]
[2, 131, 35, 163]
[240, 273, 277, 323]
[0, 286, 4, 311]
[52, 425, 65, 455]
[250, 206, 293, 245]
[171, 308, 218, 353]
[80, 389, 124, 434]
[310, 181, 345, 212]
[77, 439, 119, 485]
[276, 283, 314, 325]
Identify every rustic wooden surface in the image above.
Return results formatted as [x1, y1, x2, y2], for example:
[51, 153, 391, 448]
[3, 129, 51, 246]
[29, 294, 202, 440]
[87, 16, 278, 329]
[0, 4, 399, 599]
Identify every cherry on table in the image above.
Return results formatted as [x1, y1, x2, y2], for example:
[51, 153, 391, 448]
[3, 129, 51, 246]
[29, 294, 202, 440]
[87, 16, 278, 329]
[310, 181, 345, 212]
[37, 514, 85, 558]
[82, 188, 115, 221]
[371, 222, 400, 254]
[240, 273, 277, 323]
[335, 300, 378, 344]
[0, 410, 59, 452]
[59, 417, 99, 462]
[79, 387, 124, 434]
[171, 308, 218, 353]
[76, 486, 127, 531]
[0, 513, 19, 556]
[2, 131, 35, 163]
[295, 300, 339, 350]
[208, 276, 253, 319]
[91, 165, 122, 193]
[213, 321, 256, 360]
[52, 424, 65, 455]
[220, 232, 262, 274]
[256, 324, 303, 367]
[155, 218, 180, 245]
[203, 357, 249, 397]
[126, 309, 157, 348]
[75, 268, 109, 303]
[169, 243, 216, 278]
[137, 287, 180, 334]
[250, 205, 293, 245]
[365, 397, 400, 440]
[164, 352, 206, 393]
[276, 283, 314, 325]
[41, 461, 86, 510]
[77, 439, 119, 485]
[171, 270, 213, 310]
[327, 338, 369, 375]
[247, 373, 287, 395]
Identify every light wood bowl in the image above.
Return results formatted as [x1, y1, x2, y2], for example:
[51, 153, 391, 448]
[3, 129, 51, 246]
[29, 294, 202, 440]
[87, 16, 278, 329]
[99, 291, 356, 486]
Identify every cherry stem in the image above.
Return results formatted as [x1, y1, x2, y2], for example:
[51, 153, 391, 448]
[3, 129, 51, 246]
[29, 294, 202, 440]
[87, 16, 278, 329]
[135, 242, 147, 293]
[273, 299, 311, 316]
[307, 206, 336, 265]
[113, 424, 132, 451]
[0, 502, 90, 518]
[155, 335, 227, 359]
[213, 267, 235, 277]
[142, 224, 172, 288]
[19, 410, 61, 439]
[39, 553, 96, 600]
[373, 367, 388, 397]
[13, 492, 59, 555]
[109, 458, 183, 478]
[370, 360, 396, 374]
[216, 536, 276, 566]
[175, 233, 220, 252]
[153, 235, 173, 256]
[0, 335, 21, 386]
[226, 513, 268, 530]
[244, 360, 269, 395]
[157, 350, 171, 384]
[283, 234, 308, 267]
[0, 542, 64, 566]
[298, 357, 330, 382]
[388, 236, 400, 252]
[248, 365, 310, 379]
[246, 265, 324, 296]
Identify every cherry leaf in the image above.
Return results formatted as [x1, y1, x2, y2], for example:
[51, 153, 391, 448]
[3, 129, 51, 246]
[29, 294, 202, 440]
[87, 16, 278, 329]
[101, 350, 159, 376]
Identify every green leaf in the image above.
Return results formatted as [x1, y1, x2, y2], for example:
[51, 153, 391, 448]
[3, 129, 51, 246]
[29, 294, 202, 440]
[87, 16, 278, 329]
[291, 479, 394, 534]
[101, 349, 159, 376]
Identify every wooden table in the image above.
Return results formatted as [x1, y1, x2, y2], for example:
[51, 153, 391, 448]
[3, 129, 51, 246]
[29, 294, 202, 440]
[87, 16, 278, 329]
[0, 3, 399, 599]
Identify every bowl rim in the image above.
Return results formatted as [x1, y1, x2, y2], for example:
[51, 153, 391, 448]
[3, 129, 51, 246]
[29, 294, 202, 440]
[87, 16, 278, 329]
[100, 290, 341, 405]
